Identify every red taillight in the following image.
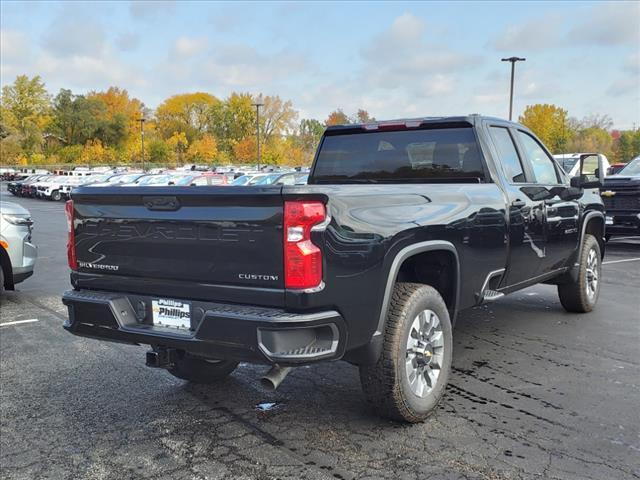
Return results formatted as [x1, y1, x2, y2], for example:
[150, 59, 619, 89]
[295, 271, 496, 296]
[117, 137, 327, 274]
[284, 200, 326, 289]
[65, 200, 77, 270]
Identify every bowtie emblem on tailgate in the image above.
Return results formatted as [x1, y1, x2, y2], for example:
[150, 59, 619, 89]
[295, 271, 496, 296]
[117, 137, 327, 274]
[143, 196, 180, 211]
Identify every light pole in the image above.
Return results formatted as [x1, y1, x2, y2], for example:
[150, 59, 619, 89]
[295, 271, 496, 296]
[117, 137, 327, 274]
[252, 100, 264, 170]
[137, 116, 146, 171]
[501, 57, 526, 121]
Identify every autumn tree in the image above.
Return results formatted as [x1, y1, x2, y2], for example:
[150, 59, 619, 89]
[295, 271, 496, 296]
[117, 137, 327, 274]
[325, 109, 350, 126]
[230, 137, 254, 164]
[187, 134, 218, 162]
[519, 104, 572, 153]
[567, 127, 613, 157]
[167, 131, 189, 165]
[1, 75, 51, 153]
[156, 92, 220, 142]
[355, 109, 374, 124]
[258, 95, 298, 142]
[87, 86, 144, 144]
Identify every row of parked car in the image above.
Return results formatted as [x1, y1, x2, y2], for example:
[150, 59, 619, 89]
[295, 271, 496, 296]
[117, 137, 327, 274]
[5, 169, 310, 201]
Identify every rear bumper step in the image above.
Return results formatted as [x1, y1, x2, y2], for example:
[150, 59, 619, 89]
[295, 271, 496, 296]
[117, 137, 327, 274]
[62, 289, 345, 365]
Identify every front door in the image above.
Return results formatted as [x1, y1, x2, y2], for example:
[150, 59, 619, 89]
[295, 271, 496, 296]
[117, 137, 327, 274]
[514, 130, 580, 273]
[487, 125, 546, 287]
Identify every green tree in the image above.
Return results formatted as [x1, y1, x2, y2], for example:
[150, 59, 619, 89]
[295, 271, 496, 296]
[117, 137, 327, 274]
[297, 118, 324, 162]
[50, 89, 106, 145]
[614, 130, 640, 163]
[208, 93, 255, 154]
[147, 139, 171, 163]
[567, 127, 612, 157]
[519, 104, 573, 153]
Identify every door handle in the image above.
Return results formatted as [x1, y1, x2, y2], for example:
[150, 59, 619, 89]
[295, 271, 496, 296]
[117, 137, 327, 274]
[511, 199, 526, 208]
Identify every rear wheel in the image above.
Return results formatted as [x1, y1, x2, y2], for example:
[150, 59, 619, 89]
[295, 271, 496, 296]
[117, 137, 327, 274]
[168, 352, 238, 383]
[359, 283, 453, 423]
[558, 234, 601, 313]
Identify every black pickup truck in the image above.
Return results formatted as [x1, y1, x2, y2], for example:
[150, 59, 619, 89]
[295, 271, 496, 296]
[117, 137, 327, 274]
[62, 115, 606, 422]
[600, 156, 640, 240]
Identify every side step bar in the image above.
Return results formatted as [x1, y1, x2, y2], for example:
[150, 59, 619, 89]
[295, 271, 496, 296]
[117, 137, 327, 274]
[482, 289, 505, 303]
[476, 269, 506, 304]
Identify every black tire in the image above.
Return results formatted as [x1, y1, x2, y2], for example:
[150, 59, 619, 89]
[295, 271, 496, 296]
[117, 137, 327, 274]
[558, 234, 601, 313]
[168, 352, 238, 384]
[359, 283, 453, 423]
[51, 190, 61, 201]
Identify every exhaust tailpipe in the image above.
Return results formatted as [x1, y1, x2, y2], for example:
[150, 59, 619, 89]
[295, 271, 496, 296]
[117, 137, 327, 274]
[260, 365, 293, 390]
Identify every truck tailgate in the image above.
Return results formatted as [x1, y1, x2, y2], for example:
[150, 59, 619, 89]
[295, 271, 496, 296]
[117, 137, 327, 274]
[71, 186, 284, 292]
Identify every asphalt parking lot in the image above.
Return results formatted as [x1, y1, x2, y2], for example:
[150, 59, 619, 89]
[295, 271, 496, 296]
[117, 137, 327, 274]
[1, 187, 639, 480]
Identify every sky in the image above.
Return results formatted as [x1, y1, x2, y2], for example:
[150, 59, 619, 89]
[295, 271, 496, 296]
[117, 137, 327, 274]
[1, 0, 639, 129]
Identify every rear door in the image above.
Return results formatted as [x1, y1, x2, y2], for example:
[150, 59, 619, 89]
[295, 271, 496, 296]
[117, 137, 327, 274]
[72, 186, 284, 302]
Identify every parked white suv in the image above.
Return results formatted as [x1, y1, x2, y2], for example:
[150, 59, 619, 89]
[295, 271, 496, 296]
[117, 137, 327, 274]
[0, 202, 37, 292]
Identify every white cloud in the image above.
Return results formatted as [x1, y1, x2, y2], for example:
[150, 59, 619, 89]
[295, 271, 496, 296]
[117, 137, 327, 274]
[172, 37, 208, 57]
[201, 45, 305, 87]
[607, 53, 640, 97]
[568, 2, 640, 46]
[40, 16, 106, 57]
[129, 0, 175, 20]
[492, 14, 563, 51]
[0, 29, 31, 63]
[359, 13, 480, 97]
[116, 31, 140, 52]
[623, 53, 640, 75]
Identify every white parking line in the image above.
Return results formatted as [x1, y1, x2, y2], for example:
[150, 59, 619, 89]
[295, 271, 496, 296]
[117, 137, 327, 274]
[603, 258, 640, 265]
[0, 319, 39, 327]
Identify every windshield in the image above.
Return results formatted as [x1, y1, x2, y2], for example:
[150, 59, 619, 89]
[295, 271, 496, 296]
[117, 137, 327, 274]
[253, 174, 281, 185]
[85, 174, 110, 183]
[619, 158, 640, 175]
[110, 174, 142, 184]
[557, 157, 579, 173]
[174, 175, 197, 186]
[312, 126, 485, 183]
[137, 175, 170, 185]
[232, 175, 250, 185]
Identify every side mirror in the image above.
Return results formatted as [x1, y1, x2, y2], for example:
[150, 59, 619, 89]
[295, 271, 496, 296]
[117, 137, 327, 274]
[572, 154, 604, 188]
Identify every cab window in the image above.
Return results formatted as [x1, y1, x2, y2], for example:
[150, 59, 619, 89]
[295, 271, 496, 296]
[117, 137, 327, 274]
[516, 131, 560, 184]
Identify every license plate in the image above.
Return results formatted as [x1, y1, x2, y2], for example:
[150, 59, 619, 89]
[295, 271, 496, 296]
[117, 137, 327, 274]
[151, 299, 191, 329]
[606, 216, 614, 225]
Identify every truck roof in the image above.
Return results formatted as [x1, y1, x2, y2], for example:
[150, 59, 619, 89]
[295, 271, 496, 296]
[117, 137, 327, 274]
[324, 114, 519, 132]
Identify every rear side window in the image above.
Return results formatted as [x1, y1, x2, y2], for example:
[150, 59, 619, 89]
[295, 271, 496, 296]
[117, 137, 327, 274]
[490, 126, 525, 183]
[311, 127, 485, 183]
